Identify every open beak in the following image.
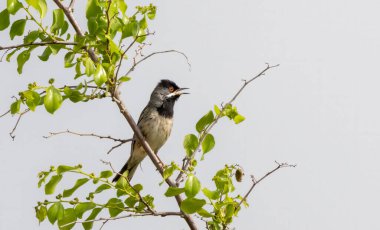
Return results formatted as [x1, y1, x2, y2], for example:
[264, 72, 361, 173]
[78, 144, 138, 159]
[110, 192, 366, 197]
[165, 88, 189, 99]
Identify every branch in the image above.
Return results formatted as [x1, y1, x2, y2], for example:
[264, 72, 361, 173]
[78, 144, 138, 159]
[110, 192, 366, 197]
[176, 63, 280, 185]
[52, 0, 98, 63]
[0, 109, 10, 118]
[238, 161, 296, 208]
[0, 41, 77, 51]
[111, 90, 198, 230]
[9, 109, 29, 140]
[60, 211, 183, 229]
[43, 130, 133, 154]
[124, 49, 191, 77]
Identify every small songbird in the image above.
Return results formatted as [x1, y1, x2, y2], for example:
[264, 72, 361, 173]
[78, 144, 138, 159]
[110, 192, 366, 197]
[112, 79, 188, 182]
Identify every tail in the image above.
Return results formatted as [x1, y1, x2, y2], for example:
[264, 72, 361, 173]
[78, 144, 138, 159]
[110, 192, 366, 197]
[112, 158, 139, 182]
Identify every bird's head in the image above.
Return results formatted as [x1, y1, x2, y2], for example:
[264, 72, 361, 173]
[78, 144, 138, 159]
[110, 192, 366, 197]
[149, 79, 188, 117]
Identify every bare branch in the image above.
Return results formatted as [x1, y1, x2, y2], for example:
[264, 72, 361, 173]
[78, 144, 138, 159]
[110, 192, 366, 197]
[176, 64, 279, 185]
[9, 109, 30, 140]
[124, 50, 191, 77]
[0, 109, 10, 118]
[0, 41, 77, 51]
[111, 90, 198, 230]
[68, 0, 76, 11]
[60, 211, 183, 229]
[238, 161, 296, 208]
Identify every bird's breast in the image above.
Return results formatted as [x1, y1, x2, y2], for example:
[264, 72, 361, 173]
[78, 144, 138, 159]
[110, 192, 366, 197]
[139, 110, 173, 152]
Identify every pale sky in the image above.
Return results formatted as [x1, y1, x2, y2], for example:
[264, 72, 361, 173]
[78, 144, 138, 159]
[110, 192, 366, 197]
[1, 0, 380, 229]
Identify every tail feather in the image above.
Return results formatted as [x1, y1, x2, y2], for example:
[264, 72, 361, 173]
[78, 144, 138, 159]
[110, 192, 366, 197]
[112, 159, 139, 182]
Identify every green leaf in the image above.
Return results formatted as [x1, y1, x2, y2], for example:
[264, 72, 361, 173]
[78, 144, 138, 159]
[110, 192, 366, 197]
[86, 0, 102, 19]
[63, 178, 90, 198]
[124, 196, 138, 208]
[0, 9, 10, 31]
[75, 202, 96, 219]
[99, 170, 113, 178]
[180, 198, 206, 214]
[225, 203, 235, 218]
[24, 30, 40, 43]
[106, 198, 124, 217]
[147, 7, 156, 20]
[36, 205, 47, 223]
[118, 76, 131, 82]
[6, 48, 19, 62]
[202, 188, 220, 200]
[118, 0, 127, 14]
[45, 175, 62, 195]
[84, 58, 95, 76]
[57, 165, 77, 174]
[139, 16, 147, 29]
[87, 17, 98, 35]
[82, 208, 102, 230]
[26, 0, 47, 18]
[64, 52, 75, 68]
[57, 208, 77, 230]
[38, 47, 52, 61]
[16, 49, 30, 74]
[197, 208, 213, 218]
[44, 86, 63, 114]
[233, 114, 245, 124]
[201, 133, 215, 155]
[163, 165, 175, 180]
[94, 184, 111, 194]
[10, 19, 26, 40]
[93, 64, 107, 87]
[214, 105, 221, 116]
[184, 174, 201, 198]
[10, 100, 21, 114]
[47, 202, 64, 224]
[164, 187, 185, 197]
[51, 9, 64, 34]
[183, 134, 198, 157]
[122, 20, 139, 38]
[7, 0, 23, 15]
[196, 110, 214, 133]
[23, 90, 41, 111]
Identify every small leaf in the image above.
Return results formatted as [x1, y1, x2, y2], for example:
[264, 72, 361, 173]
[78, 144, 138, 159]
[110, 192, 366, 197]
[196, 110, 214, 133]
[47, 202, 64, 224]
[0, 9, 10, 31]
[84, 58, 95, 76]
[38, 47, 52, 61]
[7, 0, 23, 15]
[118, 76, 131, 82]
[214, 105, 221, 115]
[122, 20, 139, 38]
[64, 52, 75, 68]
[180, 198, 206, 214]
[82, 208, 102, 230]
[51, 9, 64, 34]
[24, 30, 40, 43]
[24, 90, 41, 111]
[10, 19, 26, 39]
[117, 0, 127, 14]
[233, 114, 245, 124]
[99, 170, 113, 178]
[184, 174, 201, 198]
[36, 205, 47, 223]
[93, 64, 107, 87]
[201, 134, 215, 155]
[26, 0, 47, 18]
[75, 202, 96, 219]
[86, 0, 101, 19]
[202, 188, 220, 200]
[6, 48, 19, 62]
[164, 187, 185, 197]
[16, 49, 30, 74]
[57, 165, 76, 174]
[183, 134, 198, 157]
[10, 100, 21, 114]
[124, 196, 138, 208]
[63, 178, 90, 198]
[45, 175, 62, 195]
[94, 184, 111, 194]
[197, 208, 213, 218]
[44, 86, 63, 114]
[106, 198, 124, 217]
[147, 7, 156, 20]
[163, 165, 175, 180]
[57, 208, 77, 230]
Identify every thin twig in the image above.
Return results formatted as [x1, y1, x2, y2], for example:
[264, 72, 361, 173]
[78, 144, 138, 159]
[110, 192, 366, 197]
[68, 0, 76, 11]
[9, 109, 29, 140]
[0, 109, 10, 118]
[238, 161, 296, 208]
[175, 63, 279, 185]
[0, 41, 77, 51]
[124, 50, 191, 77]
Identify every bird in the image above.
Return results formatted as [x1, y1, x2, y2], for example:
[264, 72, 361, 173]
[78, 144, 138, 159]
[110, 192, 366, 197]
[112, 79, 188, 182]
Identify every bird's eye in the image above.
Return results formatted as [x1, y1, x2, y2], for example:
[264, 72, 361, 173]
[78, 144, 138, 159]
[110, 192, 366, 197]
[168, 86, 174, 92]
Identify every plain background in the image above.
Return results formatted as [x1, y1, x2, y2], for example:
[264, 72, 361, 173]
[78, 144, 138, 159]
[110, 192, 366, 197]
[1, 0, 380, 229]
